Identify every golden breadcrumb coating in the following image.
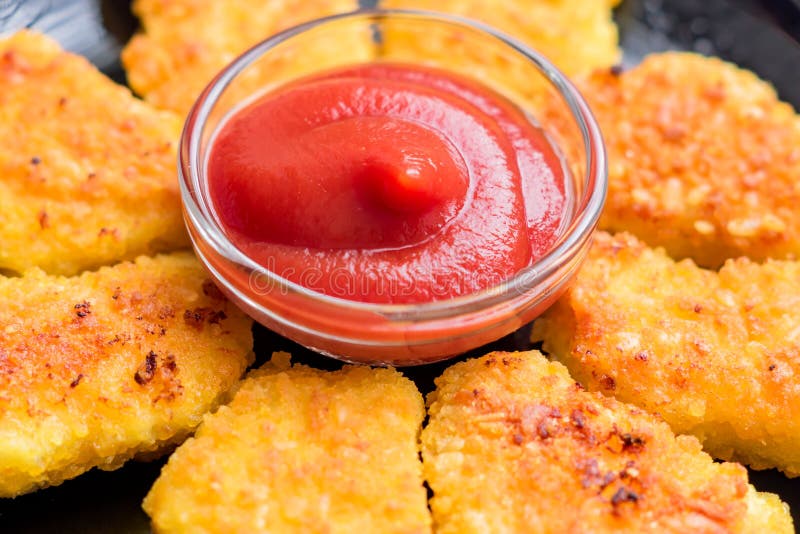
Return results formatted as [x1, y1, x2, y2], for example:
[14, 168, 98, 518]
[0, 31, 188, 276]
[122, 0, 365, 115]
[582, 52, 800, 268]
[532, 231, 800, 477]
[0, 253, 253, 497]
[423, 351, 793, 533]
[378, 0, 620, 76]
[144, 353, 431, 534]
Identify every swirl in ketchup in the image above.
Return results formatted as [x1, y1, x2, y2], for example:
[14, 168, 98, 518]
[208, 63, 568, 304]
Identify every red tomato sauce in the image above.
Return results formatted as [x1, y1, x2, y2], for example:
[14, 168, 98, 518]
[208, 63, 568, 304]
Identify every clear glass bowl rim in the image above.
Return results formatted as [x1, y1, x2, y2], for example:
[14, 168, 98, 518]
[180, 7, 608, 321]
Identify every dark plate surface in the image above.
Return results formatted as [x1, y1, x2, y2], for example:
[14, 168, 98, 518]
[1, 1, 799, 532]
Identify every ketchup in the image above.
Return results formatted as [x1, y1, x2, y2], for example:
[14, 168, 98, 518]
[208, 64, 568, 304]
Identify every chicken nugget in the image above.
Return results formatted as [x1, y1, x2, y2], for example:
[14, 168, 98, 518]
[532, 231, 800, 476]
[378, 0, 620, 76]
[143, 353, 431, 533]
[0, 252, 253, 497]
[582, 52, 800, 268]
[423, 351, 792, 533]
[0, 31, 188, 276]
[122, 0, 367, 116]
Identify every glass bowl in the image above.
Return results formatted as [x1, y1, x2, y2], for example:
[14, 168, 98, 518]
[179, 9, 607, 366]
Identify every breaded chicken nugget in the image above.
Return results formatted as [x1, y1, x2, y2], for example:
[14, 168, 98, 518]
[0, 253, 253, 497]
[378, 0, 620, 76]
[423, 351, 793, 533]
[0, 31, 188, 276]
[144, 353, 431, 533]
[532, 231, 800, 476]
[122, 0, 365, 115]
[582, 53, 800, 268]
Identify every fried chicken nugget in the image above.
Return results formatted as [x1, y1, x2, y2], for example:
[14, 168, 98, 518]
[0, 31, 188, 276]
[582, 53, 800, 268]
[378, 0, 621, 76]
[122, 0, 366, 116]
[423, 351, 792, 533]
[0, 253, 253, 497]
[144, 353, 431, 533]
[532, 231, 800, 476]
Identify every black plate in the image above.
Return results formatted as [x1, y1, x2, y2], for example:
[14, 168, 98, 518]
[1, 1, 799, 532]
